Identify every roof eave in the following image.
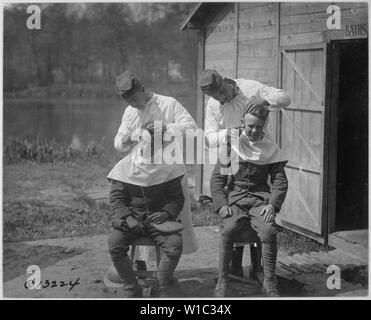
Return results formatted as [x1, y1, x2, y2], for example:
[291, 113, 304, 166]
[180, 2, 228, 31]
[180, 3, 203, 30]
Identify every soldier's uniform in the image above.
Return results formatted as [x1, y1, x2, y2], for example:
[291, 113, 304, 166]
[210, 160, 288, 296]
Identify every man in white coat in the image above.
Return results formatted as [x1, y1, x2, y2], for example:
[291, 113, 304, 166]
[112, 71, 198, 272]
[200, 69, 291, 280]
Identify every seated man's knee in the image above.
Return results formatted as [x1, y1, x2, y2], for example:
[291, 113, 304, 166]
[220, 215, 241, 238]
[162, 234, 183, 258]
[258, 223, 277, 243]
[107, 230, 130, 259]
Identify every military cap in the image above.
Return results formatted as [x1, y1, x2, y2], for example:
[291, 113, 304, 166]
[199, 69, 224, 94]
[115, 71, 143, 98]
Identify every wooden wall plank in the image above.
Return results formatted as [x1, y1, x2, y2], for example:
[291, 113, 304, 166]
[237, 56, 275, 70]
[293, 52, 303, 169]
[297, 52, 307, 169]
[204, 60, 234, 78]
[266, 109, 276, 139]
[281, 21, 327, 35]
[238, 25, 276, 41]
[205, 31, 236, 45]
[206, 46, 237, 60]
[333, 2, 368, 10]
[206, 47, 237, 60]
[239, 16, 277, 29]
[239, 3, 277, 28]
[280, 32, 324, 46]
[310, 49, 324, 105]
[302, 51, 312, 107]
[338, 8, 368, 24]
[237, 68, 275, 84]
[239, 2, 273, 10]
[308, 172, 321, 230]
[281, 2, 332, 16]
[282, 53, 295, 163]
[238, 39, 275, 57]
[281, 11, 328, 25]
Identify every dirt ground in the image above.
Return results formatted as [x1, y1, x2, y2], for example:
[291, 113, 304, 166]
[3, 226, 368, 299]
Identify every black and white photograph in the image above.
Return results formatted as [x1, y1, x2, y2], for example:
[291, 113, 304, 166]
[1, 1, 369, 301]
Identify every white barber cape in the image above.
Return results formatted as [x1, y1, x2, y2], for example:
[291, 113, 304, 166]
[204, 78, 291, 164]
[112, 93, 199, 258]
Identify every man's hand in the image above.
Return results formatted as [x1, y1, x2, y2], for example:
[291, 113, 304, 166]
[149, 211, 169, 224]
[219, 206, 233, 219]
[142, 121, 167, 135]
[120, 132, 131, 145]
[125, 215, 143, 234]
[260, 204, 276, 222]
[245, 98, 270, 114]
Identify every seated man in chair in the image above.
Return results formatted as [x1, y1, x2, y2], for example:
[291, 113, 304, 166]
[210, 106, 288, 297]
[200, 69, 290, 278]
[107, 125, 186, 298]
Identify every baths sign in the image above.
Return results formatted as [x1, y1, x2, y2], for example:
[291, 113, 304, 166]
[327, 5, 368, 38]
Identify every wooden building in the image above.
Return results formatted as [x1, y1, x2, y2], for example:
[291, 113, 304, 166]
[181, 2, 368, 248]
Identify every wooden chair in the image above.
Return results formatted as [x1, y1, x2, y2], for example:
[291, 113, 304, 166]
[231, 224, 263, 282]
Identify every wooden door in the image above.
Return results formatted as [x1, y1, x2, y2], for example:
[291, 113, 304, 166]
[277, 43, 327, 237]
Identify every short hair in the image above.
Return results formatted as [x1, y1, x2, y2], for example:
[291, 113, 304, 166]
[244, 104, 269, 122]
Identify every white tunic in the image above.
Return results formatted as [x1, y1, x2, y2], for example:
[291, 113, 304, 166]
[114, 93, 197, 153]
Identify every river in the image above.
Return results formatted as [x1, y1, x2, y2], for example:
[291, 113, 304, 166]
[3, 98, 132, 152]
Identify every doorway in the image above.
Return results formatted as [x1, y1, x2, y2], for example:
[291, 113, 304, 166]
[331, 39, 368, 231]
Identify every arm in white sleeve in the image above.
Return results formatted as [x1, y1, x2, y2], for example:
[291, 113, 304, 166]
[114, 110, 135, 153]
[166, 98, 198, 133]
[257, 83, 291, 109]
[204, 102, 228, 148]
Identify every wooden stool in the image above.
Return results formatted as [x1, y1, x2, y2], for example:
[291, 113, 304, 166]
[231, 225, 263, 283]
[199, 194, 263, 280]
[130, 237, 161, 279]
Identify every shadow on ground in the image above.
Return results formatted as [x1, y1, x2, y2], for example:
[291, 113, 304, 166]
[3, 242, 87, 282]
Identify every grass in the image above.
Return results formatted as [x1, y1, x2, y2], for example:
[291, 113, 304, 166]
[3, 159, 114, 242]
[3, 200, 112, 242]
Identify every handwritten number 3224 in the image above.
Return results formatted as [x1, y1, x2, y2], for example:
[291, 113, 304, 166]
[24, 278, 80, 291]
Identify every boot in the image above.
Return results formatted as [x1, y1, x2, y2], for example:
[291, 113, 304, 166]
[230, 246, 244, 277]
[157, 254, 180, 297]
[262, 276, 279, 297]
[214, 277, 229, 297]
[261, 242, 279, 297]
[111, 255, 142, 298]
[215, 235, 234, 297]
